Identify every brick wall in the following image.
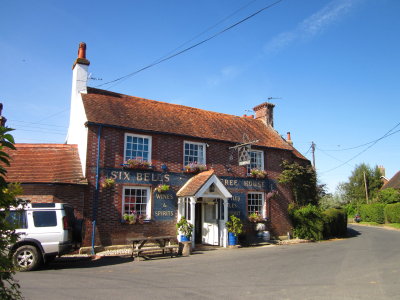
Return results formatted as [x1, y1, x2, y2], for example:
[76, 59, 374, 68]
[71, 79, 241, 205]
[84, 125, 308, 246]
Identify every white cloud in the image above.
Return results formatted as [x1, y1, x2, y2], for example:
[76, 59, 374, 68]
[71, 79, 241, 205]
[264, 0, 360, 54]
[207, 65, 241, 87]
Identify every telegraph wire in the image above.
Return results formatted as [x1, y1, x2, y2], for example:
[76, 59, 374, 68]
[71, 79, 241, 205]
[319, 121, 400, 174]
[96, 0, 284, 88]
[318, 122, 400, 152]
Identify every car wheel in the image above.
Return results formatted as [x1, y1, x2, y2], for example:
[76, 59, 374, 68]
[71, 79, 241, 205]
[12, 245, 42, 271]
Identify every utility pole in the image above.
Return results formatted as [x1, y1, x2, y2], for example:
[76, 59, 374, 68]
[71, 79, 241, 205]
[311, 142, 316, 169]
[363, 171, 369, 204]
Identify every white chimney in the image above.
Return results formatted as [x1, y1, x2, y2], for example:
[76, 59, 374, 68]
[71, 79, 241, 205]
[66, 42, 90, 176]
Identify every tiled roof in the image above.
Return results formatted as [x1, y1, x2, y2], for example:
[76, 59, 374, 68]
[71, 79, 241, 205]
[382, 171, 400, 189]
[177, 170, 215, 197]
[5, 144, 86, 184]
[83, 88, 306, 160]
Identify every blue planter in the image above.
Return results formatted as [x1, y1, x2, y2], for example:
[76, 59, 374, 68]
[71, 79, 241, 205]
[228, 232, 238, 246]
[180, 235, 190, 242]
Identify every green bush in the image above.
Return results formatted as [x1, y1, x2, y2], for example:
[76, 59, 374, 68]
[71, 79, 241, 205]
[384, 203, 400, 223]
[289, 204, 324, 241]
[359, 203, 385, 224]
[322, 208, 347, 238]
[344, 203, 359, 218]
[376, 188, 400, 204]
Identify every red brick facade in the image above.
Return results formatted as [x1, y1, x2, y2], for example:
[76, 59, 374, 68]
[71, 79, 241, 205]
[84, 124, 307, 246]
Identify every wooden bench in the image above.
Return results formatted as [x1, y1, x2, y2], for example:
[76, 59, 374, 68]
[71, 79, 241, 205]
[127, 236, 180, 261]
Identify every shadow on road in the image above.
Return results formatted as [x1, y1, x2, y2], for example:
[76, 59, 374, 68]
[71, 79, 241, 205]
[38, 256, 134, 271]
[346, 226, 361, 238]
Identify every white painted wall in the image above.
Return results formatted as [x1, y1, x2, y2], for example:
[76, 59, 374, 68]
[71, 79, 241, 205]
[66, 63, 89, 175]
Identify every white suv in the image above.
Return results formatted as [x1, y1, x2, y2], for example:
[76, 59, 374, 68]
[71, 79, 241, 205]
[6, 202, 83, 271]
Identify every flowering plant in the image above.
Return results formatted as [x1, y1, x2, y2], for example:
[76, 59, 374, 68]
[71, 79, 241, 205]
[249, 168, 267, 179]
[155, 184, 170, 193]
[184, 162, 207, 173]
[122, 211, 146, 224]
[248, 211, 264, 223]
[101, 177, 115, 188]
[124, 158, 152, 170]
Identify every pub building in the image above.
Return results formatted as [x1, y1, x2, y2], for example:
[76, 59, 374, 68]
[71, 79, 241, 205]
[8, 43, 310, 249]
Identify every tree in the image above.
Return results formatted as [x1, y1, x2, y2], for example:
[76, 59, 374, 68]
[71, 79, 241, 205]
[342, 163, 383, 205]
[0, 127, 23, 300]
[278, 160, 318, 206]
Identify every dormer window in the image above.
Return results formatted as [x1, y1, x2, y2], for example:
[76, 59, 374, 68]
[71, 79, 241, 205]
[124, 133, 152, 162]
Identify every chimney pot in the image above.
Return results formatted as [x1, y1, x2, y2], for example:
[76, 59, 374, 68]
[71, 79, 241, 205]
[287, 132, 293, 145]
[78, 42, 87, 59]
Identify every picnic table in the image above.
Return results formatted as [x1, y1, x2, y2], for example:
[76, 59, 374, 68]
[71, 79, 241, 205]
[127, 235, 180, 261]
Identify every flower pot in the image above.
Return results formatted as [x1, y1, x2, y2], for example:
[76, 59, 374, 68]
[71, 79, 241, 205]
[180, 235, 190, 242]
[228, 232, 238, 246]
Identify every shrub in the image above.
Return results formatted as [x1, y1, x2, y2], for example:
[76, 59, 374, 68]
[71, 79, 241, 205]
[289, 204, 324, 241]
[376, 188, 400, 204]
[384, 203, 400, 223]
[359, 203, 385, 224]
[322, 208, 347, 238]
[344, 203, 359, 218]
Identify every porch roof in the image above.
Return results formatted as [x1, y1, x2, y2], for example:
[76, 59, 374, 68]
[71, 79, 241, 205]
[177, 169, 232, 199]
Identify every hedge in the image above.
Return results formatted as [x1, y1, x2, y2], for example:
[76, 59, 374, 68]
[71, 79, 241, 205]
[384, 203, 400, 223]
[322, 208, 348, 238]
[359, 203, 385, 224]
[289, 204, 324, 241]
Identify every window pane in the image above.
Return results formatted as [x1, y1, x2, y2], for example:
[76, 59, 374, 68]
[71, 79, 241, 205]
[33, 211, 57, 227]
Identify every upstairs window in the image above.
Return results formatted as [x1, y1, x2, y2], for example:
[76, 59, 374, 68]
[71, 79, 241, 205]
[125, 133, 152, 162]
[184, 141, 206, 166]
[247, 150, 264, 173]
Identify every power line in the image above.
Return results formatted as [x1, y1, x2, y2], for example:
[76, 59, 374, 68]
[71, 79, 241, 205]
[318, 122, 400, 152]
[320, 121, 400, 174]
[96, 0, 284, 88]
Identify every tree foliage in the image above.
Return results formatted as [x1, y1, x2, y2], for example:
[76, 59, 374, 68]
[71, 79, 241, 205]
[375, 188, 400, 204]
[341, 163, 383, 204]
[278, 160, 318, 206]
[0, 127, 23, 300]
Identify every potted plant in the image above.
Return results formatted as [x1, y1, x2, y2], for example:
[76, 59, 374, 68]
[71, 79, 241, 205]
[176, 216, 193, 242]
[249, 168, 267, 179]
[101, 177, 115, 189]
[124, 158, 152, 170]
[184, 162, 208, 174]
[155, 184, 170, 193]
[248, 211, 264, 223]
[225, 215, 243, 246]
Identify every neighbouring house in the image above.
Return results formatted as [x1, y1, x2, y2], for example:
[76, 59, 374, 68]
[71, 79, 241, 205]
[6, 42, 311, 249]
[5, 144, 87, 220]
[381, 171, 400, 190]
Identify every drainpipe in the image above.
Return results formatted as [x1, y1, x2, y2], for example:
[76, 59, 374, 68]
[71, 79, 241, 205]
[91, 125, 102, 255]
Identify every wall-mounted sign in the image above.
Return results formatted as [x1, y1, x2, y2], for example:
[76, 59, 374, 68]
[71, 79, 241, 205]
[153, 190, 177, 220]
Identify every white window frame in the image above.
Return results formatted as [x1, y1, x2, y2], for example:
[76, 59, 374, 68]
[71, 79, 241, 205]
[124, 133, 152, 163]
[183, 141, 206, 166]
[247, 150, 264, 174]
[122, 186, 152, 220]
[247, 192, 265, 218]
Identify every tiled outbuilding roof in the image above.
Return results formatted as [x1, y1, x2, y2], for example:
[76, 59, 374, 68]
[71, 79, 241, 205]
[382, 171, 400, 190]
[5, 144, 86, 184]
[82, 88, 306, 160]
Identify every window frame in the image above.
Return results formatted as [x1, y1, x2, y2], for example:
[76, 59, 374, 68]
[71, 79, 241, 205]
[247, 149, 265, 174]
[122, 186, 152, 220]
[183, 141, 206, 166]
[247, 192, 265, 218]
[124, 133, 152, 163]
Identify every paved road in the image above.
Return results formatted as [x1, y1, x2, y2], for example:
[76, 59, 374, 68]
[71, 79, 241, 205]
[16, 225, 400, 300]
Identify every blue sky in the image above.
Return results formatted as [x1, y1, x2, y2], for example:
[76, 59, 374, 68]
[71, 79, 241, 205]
[1, 0, 399, 193]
